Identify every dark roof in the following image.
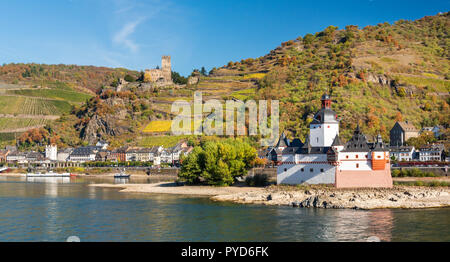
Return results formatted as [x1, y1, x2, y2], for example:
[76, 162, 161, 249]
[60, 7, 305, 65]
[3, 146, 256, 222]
[321, 93, 330, 100]
[370, 134, 388, 152]
[389, 146, 414, 152]
[331, 135, 343, 146]
[290, 138, 303, 147]
[71, 147, 97, 156]
[276, 132, 290, 147]
[342, 125, 371, 152]
[419, 144, 444, 151]
[311, 108, 338, 124]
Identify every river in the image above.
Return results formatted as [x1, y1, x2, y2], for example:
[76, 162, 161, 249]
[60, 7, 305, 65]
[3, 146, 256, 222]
[0, 176, 448, 242]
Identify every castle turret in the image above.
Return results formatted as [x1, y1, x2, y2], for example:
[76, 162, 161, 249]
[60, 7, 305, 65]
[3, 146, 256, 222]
[309, 93, 339, 147]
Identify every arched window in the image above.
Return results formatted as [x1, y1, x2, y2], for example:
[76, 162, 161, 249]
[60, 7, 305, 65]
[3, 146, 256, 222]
[356, 163, 359, 168]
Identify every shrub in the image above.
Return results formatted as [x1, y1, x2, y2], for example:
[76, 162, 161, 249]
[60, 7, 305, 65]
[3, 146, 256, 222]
[245, 174, 268, 187]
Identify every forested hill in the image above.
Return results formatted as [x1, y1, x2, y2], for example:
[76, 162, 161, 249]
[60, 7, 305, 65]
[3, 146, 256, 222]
[0, 63, 139, 94]
[1, 12, 449, 149]
[209, 11, 449, 142]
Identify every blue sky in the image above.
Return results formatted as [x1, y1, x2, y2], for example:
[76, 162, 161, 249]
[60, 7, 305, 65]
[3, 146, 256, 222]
[0, 0, 448, 76]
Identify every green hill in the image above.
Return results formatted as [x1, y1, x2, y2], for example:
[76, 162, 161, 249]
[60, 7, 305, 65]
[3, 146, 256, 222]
[2, 12, 449, 149]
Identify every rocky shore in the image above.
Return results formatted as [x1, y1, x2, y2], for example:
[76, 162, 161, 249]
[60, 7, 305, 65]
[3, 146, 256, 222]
[211, 185, 450, 209]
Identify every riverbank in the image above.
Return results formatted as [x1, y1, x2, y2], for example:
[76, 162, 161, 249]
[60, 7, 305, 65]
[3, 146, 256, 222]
[89, 182, 450, 209]
[89, 182, 264, 196]
[212, 185, 450, 209]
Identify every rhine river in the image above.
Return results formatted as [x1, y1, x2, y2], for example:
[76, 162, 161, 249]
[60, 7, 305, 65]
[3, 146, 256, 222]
[0, 176, 448, 242]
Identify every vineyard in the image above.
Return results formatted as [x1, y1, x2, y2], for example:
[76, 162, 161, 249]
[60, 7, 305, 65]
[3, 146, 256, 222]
[0, 96, 72, 115]
[0, 118, 51, 131]
[7, 88, 92, 103]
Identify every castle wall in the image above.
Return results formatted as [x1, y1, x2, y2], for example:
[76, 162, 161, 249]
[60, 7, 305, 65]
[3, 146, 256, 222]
[335, 162, 393, 188]
[309, 123, 339, 147]
[277, 154, 335, 185]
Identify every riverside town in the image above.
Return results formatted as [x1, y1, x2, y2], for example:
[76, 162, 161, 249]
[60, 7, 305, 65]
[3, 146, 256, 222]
[0, 0, 448, 253]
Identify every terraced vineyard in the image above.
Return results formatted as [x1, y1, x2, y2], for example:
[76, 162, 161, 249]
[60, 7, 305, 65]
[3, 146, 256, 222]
[0, 96, 72, 115]
[6, 88, 92, 103]
[0, 118, 51, 131]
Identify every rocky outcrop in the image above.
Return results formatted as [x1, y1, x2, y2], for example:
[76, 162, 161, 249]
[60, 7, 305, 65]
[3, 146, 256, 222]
[81, 114, 127, 144]
[212, 186, 450, 209]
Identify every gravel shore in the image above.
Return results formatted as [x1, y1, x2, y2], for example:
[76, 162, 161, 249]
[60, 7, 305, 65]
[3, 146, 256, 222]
[89, 182, 450, 209]
[89, 182, 264, 196]
[212, 185, 450, 209]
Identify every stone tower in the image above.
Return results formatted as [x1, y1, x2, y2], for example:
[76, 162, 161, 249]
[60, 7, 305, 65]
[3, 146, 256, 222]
[161, 56, 171, 81]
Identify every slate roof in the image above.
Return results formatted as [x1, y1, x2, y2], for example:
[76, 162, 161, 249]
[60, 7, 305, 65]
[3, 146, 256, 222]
[311, 108, 339, 124]
[342, 125, 371, 152]
[331, 135, 343, 146]
[396, 121, 417, 132]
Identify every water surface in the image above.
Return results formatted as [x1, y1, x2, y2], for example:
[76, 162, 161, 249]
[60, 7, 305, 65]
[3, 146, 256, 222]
[0, 176, 448, 242]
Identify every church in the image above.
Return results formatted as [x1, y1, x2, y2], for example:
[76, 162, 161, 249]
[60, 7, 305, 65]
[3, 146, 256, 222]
[276, 94, 393, 188]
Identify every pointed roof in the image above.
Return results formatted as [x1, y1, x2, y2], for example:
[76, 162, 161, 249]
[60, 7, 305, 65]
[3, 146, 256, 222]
[372, 134, 387, 151]
[276, 132, 290, 147]
[342, 125, 371, 152]
[331, 135, 343, 146]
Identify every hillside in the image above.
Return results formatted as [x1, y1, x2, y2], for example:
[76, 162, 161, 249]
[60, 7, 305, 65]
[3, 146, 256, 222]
[208, 12, 450, 142]
[0, 64, 140, 147]
[1, 12, 449, 149]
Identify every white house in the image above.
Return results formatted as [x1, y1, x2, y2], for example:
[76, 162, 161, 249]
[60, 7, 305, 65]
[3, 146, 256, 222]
[389, 146, 415, 161]
[45, 144, 57, 161]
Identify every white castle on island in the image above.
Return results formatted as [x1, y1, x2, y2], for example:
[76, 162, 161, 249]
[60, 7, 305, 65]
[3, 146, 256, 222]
[276, 94, 393, 188]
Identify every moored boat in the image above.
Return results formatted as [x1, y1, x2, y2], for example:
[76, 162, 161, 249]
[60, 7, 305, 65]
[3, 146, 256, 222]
[26, 171, 71, 177]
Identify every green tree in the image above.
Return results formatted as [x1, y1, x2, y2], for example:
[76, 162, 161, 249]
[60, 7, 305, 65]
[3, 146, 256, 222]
[178, 138, 256, 186]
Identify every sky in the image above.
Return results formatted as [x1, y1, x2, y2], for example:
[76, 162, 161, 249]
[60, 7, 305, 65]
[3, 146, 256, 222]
[0, 0, 448, 76]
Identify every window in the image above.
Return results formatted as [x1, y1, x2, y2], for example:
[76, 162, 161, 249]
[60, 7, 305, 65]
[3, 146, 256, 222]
[316, 137, 319, 143]
[320, 168, 324, 172]
[356, 155, 358, 158]
[284, 168, 287, 172]
[377, 155, 381, 159]
[346, 155, 349, 159]
[310, 168, 313, 172]
[301, 168, 304, 172]
[356, 163, 359, 168]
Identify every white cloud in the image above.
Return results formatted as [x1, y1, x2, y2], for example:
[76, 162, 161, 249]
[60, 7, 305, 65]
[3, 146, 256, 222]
[113, 17, 146, 53]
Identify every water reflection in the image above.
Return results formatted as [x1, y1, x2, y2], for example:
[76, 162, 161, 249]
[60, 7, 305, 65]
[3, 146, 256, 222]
[0, 177, 448, 242]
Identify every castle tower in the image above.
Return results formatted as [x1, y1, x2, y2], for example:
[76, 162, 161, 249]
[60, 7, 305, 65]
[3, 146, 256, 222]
[161, 56, 172, 82]
[309, 93, 339, 147]
[45, 144, 57, 161]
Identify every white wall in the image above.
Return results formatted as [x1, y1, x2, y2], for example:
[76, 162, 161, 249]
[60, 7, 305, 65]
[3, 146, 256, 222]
[309, 123, 339, 147]
[277, 154, 335, 185]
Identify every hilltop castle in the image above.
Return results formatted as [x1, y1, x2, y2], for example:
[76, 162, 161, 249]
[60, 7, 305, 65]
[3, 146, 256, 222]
[276, 94, 393, 188]
[144, 56, 173, 86]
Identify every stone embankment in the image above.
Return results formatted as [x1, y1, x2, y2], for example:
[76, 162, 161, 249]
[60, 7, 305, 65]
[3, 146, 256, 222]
[211, 185, 450, 209]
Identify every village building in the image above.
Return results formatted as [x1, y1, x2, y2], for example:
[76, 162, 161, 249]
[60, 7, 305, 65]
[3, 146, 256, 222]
[26, 151, 45, 162]
[57, 148, 73, 162]
[6, 152, 27, 163]
[45, 144, 57, 161]
[389, 121, 419, 146]
[418, 144, 445, 161]
[96, 141, 109, 150]
[389, 146, 415, 161]
[0, 149, 10, 162]
[277, 94, 392, 188]
[420, 125, 443, 138]
[68, 146, 98, 162]
[95, 151, 110, 162]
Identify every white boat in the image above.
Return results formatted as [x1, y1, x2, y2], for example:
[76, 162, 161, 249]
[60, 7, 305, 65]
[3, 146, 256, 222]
[114, 170, 130, 178]
[26, 171, 71, 177]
